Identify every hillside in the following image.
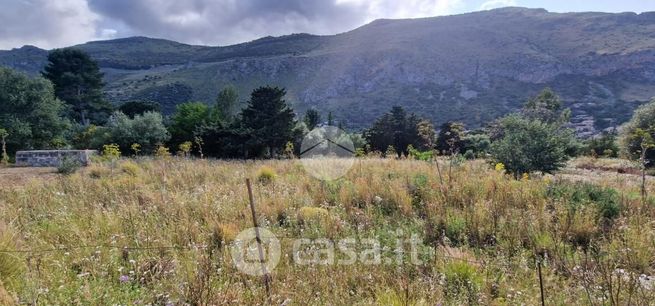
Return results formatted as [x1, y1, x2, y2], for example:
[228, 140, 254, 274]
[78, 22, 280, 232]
[2, 7, 655, 134]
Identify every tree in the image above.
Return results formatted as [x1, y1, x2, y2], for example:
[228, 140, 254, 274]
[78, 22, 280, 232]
[620, 100, 655, 167]
[241, 86, 296, 157]
[169, 102, 213, 146]
[42, 48, 113, 125]
[304, 109, 321, 130]
[105, 111, 170, 154]
[490, 115, 575, 177]
[416, 119, 436, 151]
[215, 85, 239, 123]
[327, 112, 334, 126]
[522, 88, 571, 124]
[0, 67, 70, 154]
[0, 128, 8, 165]
[436, 122, 466, 155]
[584, 131, 619, 158]
[364, 106, 423, 156]
[118, 101, 160, 118]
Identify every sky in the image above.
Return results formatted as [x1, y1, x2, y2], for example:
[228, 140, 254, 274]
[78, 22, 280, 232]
[0, 0, 653, 50]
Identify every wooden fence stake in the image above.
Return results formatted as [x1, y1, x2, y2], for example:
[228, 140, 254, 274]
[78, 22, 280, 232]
[246, 178, 272, 300]
[537, 257, 546, 306]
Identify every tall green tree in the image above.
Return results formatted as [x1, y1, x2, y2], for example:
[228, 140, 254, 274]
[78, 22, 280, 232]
[522, 88, 571, 124]
[304, 109, 321, 130]
[215, 85, 239, 123]
[490, 114, 575, 177]
[436, 122, 467, 155]
[0, 67, 70, 154]
[620, 100, 655, 167]
[241, 86, 296, 157]
[364, 106, 422, 156]
[42, 48, 113, 125]
[169, 102, 213, 145]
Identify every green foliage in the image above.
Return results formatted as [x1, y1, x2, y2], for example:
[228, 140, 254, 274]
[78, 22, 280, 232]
[106, 112, 170, 154]
[408, 145, 434, 161]
[102, 144, 121, 161]
[0, 67, 70, 154]
[57, 156, 81, 175]
[584, 131, 619, 158]
[154, 145, 172, 158]
[42, 48, 112, 124]
[304, 109, 321, 130]
[620, 100, 655, 167]
[0, 129, 8, 165]
[522, 88, 571, 124]
[463, 131, 491, 157]
[214, 85, 239, 123]
[241, 86, 296, 157]
[443, 261, 482, 301]
[490, 114, 575, 176]
[169, 102, 213, 146]
[436, 121, 466, 155]
[118, 101, 160, 118]
[178, 141, 193, 157]
[365, 106, 429, 156]
[547, 182, 622, 220]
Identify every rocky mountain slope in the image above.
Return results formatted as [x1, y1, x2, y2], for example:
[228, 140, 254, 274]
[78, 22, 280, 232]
[2, 7, 655, 134]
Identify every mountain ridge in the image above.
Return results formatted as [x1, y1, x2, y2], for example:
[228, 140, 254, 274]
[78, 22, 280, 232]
[1, 7, 655, 135]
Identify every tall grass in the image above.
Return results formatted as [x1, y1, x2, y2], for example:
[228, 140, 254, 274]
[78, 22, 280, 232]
[0, 157, 653, 304]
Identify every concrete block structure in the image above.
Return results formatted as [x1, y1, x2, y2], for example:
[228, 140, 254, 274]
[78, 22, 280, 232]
[15, 150, 97, 167]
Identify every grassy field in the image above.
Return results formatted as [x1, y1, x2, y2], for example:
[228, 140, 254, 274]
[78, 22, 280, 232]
[1, 157, 654, 305]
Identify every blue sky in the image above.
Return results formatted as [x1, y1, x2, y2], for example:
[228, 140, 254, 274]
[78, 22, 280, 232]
[0, 0, 653, 49]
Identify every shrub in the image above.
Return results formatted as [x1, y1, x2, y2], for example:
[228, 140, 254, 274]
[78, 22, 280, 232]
[547, 182, 622, 220]
[154, 145, 172, 158]
[443, 261, 482, 301]
[102, 144, 121, 161]
[105, 111, 170, 154]
[297, 207, 329, 225]
[619, 100, 655, 166]
[490, 115, 575, 177]
[57, 156, 81, 175]
[256, 166, 276, 183]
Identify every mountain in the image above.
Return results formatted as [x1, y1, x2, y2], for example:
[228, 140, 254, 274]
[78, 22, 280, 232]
[2, 7, 655, 135]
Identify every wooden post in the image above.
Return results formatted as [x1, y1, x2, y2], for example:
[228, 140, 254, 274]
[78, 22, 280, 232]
[245, 178, 272, 299]
[537, 257, 546, 306]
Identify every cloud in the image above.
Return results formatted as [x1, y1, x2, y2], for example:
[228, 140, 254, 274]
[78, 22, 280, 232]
[0, 0, 100, 49]
[0, 0, 462, 49]
[479, 0, 517, 10]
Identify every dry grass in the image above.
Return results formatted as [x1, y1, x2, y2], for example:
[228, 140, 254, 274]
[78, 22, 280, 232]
[0, 157, 654, 304]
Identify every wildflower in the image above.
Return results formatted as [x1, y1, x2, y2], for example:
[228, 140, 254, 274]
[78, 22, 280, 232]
[494, 163, 505, 172]
[119, 275, 130, 283]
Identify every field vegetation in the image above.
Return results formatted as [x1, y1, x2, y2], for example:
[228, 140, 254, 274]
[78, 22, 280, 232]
[1, 157, 654, 305]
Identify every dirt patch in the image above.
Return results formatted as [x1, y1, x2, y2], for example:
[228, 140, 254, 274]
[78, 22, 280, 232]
[0, 166, 59, 188]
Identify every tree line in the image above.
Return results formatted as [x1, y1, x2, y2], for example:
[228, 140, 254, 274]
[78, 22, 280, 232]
[0, 48, 653, 177]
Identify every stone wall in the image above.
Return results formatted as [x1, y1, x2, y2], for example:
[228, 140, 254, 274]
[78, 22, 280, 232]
[15, 150, 97, 167]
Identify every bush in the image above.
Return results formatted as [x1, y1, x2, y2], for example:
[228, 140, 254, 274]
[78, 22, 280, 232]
[297, 207, 329, 225]
[490, 115, 575, 177]
[256, 166, 276, 183]
[619, 100, 655, 166]
[443, 261, 481, 301]
[547, 182, 622, 220]
[57, 156, 81, 175]
[105, 111, 170, 154]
